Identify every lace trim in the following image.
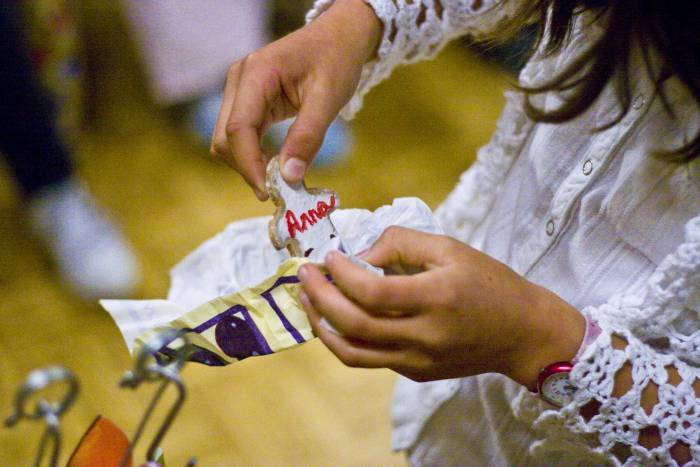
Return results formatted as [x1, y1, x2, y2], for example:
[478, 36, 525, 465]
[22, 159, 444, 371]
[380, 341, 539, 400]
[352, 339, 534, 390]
[525, 214, 700, 465]
[532, 329, 700, 466]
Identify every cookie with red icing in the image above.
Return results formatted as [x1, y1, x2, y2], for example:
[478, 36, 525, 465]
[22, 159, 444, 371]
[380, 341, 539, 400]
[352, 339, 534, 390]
[266, 156, 340, 258]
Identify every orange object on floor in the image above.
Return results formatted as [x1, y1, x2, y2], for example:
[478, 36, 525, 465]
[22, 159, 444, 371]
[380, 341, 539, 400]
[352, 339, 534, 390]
[67, 415, 132, 467]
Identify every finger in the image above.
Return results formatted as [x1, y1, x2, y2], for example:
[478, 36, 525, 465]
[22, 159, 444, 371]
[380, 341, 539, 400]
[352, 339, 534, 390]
[298, 263, 417, 344]
[210, 64, 239, 162]
[324, 251, 433, 313]
[303, 296, 410, 369]
[361, 226, 456, 271]
[279, 85, 339, 184]
[226, 65, 280, 199]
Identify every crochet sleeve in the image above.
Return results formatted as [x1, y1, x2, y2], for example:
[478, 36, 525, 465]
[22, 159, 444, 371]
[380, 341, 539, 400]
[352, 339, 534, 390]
[534, 215, 700, 466]
[307, 0, 522, 119]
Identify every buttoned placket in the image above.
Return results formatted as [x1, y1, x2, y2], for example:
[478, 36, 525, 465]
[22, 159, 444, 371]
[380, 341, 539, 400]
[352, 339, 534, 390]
[514, 87, 652, 276]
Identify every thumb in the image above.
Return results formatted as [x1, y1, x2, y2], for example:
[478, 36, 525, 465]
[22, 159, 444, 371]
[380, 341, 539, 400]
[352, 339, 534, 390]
[360, 227, 453, 274]
[279, 89, 338, 184]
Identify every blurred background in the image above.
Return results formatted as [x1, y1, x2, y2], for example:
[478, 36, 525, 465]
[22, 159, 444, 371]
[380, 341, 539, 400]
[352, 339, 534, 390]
[0, 0, 517, 464]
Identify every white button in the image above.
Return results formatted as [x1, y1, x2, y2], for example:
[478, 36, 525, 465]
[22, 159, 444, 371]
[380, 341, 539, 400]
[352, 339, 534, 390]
[632, 93, 646, 110]
[582, 159, 593, 175]
[546, 220, 555, 236]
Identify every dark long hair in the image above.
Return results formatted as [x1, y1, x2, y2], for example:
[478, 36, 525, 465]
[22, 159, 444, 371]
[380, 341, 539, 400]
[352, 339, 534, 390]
[505, 0, 700, 161]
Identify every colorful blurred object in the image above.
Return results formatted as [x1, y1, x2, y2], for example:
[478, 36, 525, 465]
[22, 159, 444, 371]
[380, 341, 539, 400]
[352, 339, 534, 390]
[66, 416, 133, 467]
[22, 0, 82, 142]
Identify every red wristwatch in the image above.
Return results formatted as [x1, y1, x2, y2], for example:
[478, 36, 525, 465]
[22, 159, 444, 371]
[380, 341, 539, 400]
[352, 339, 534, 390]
[537, 361, 575, 407]
[534, 313, 602, 407]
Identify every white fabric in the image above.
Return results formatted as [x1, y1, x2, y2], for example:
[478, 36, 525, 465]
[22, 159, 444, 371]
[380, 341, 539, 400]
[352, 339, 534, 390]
[307, 1, 700, 466]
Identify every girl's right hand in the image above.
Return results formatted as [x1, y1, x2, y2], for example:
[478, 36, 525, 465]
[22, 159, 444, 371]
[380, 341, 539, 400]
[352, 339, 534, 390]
[210, 0, 382, 200]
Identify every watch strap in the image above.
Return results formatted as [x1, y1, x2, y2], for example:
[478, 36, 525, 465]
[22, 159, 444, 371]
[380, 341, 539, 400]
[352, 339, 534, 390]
[572, 312, 602, 365]
[531, 312, 601, 404]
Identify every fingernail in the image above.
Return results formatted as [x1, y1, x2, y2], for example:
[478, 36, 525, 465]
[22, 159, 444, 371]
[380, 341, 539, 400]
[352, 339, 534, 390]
[254, 187, 267, 201]
[283, 158, 306, 182]
[320, 317, 341, 335]
[325, 250, 340, 265]
[299, 291, 311, 309]
[298, 265, 309, 281]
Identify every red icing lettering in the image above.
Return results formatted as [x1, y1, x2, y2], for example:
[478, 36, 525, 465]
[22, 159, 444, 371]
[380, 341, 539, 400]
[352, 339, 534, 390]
[307, 209, 319, 223]
[285, 210, 302, 238]
[285, 194, 336, 239]
[299, 213, 314, 227]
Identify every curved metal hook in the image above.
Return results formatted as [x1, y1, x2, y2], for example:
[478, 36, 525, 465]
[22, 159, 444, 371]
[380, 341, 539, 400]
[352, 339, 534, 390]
[123, 328, 190, 384]
[4, 366, 79, 467]
[118, 329, 196, 466]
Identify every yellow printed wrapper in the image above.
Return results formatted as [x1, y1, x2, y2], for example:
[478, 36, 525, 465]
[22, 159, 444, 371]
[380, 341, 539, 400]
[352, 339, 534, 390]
[102, 199, 441, 367]
[133, 258, 320, 366]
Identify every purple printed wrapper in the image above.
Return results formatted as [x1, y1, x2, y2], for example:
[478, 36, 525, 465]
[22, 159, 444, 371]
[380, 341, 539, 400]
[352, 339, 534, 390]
[130, 257, 317, 366]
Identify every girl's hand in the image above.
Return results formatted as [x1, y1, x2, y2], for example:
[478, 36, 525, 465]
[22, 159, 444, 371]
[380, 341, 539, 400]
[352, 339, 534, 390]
[210, 0, 381, 200]
[298, 227, 585, 388]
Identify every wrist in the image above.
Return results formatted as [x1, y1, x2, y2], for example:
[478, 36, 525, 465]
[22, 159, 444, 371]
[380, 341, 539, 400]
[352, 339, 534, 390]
[505, 285, 586, 391]
[319, 0, 382, 63]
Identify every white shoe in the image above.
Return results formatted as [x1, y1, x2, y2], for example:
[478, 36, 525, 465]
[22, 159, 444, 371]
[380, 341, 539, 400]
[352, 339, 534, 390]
[27, 180, 140, 300]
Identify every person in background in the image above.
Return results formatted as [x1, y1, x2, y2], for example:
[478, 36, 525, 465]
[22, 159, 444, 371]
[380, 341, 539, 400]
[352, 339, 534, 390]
[0, 1, 139, 300]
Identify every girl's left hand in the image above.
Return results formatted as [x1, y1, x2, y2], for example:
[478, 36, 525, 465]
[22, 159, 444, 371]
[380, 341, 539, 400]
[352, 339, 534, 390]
[298, 226, 585, 389]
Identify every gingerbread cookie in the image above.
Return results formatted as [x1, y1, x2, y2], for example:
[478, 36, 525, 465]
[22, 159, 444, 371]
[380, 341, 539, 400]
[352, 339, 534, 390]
[266, 156, 341, 259]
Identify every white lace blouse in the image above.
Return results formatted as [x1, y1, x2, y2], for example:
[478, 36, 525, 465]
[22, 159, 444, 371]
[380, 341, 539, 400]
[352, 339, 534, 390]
[308, 1, 700, 465]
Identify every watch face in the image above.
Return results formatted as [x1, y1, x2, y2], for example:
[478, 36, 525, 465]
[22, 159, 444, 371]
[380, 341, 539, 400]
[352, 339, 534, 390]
[541, 372, 575, 407]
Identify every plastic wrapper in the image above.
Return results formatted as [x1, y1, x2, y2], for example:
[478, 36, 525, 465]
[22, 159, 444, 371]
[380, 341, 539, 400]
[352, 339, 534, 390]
[101, 197, 443, 366]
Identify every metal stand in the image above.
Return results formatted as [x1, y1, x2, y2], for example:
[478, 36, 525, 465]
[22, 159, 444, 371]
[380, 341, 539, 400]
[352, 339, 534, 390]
[5, 329, 197, 466]
[4, 366, 79, 467]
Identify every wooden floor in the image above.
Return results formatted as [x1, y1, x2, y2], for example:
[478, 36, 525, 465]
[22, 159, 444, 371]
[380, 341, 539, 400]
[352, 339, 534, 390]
[0, 3, 508, 465]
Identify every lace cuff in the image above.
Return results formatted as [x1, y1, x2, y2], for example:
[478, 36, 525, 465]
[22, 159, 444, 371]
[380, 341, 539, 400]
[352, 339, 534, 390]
[531, 214, 700, 466]
[307, 0, 520, 119]
[532, 328, 700, 466]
